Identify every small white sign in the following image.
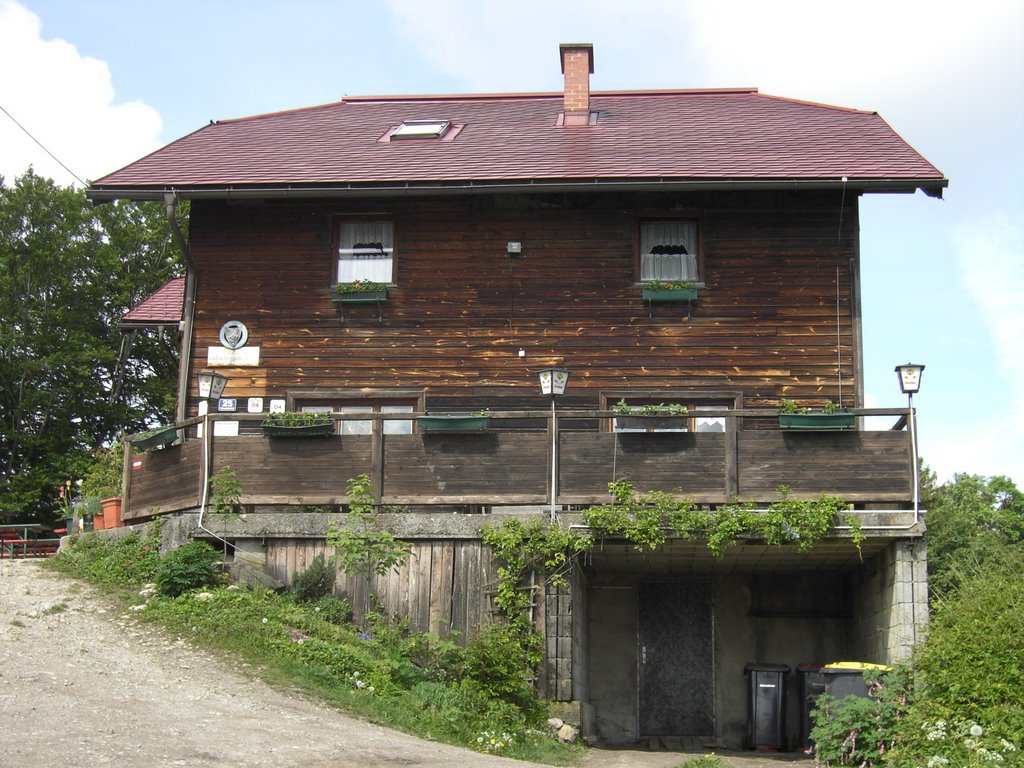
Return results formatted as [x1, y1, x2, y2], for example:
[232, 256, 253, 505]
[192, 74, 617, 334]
[208, 346, 260, 366]
[213, 420, 239, 436]
[269, 399, 286, 413]
[247, 397, 264, 413]
[218, 398, 237, 412]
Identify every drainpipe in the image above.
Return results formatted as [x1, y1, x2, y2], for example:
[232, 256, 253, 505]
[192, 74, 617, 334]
[165, 191, 196, 424]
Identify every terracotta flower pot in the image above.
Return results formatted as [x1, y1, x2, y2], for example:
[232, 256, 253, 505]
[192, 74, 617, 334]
[101, 497, 122, 529]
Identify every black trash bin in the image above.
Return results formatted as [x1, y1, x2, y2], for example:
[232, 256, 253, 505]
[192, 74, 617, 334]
[797, 663, 828, 749]
[820, 661, 893, 701]
[744, 663, 789, 751]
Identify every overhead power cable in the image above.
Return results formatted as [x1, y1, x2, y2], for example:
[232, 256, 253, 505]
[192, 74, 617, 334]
[0, 102, 87, 186]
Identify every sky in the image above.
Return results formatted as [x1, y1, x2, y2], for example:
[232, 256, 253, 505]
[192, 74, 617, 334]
[2, 0, 1022, 487]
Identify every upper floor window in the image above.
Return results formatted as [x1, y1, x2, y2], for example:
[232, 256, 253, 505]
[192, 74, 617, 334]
[640, 220, 699, 282]
[336, 219, 394, 285]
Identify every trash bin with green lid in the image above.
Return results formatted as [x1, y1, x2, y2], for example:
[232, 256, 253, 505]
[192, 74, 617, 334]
[820, 661, 893, 700]
[744, 663, 788, 750]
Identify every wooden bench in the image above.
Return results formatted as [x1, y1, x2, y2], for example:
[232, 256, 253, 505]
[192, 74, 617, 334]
[0, 538, 60, 558]
[0, 526, 61, 558]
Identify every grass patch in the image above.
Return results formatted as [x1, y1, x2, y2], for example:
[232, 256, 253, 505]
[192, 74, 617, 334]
[45, 530, 584, 765]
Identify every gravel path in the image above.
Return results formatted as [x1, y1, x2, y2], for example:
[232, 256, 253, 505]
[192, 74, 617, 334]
[0, 559, 548, 768]
[0, 559, 809, 768]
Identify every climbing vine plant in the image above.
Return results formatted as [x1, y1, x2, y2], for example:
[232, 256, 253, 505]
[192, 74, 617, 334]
[480, 518, 591, 639]
[582, 481, 856, 558]
[480, 483, 864, 675]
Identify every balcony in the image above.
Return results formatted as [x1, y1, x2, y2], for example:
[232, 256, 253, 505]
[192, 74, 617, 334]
[123, 408, 915, 522]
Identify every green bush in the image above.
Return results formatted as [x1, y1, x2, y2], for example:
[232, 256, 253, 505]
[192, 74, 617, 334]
[48, 528, 159, 588]
[290, 553, 335, 602]
[154, 540, 223, 597]
[809, 669, 906, 767]
[463, 623, 545, 723]
[887, 547, 1024, 766]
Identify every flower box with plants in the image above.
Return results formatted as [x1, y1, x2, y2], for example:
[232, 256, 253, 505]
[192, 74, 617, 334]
[613, 399, 689, 431]
[330, 280, 389, 302]
[416, 411, 491, 433]
[640, 280, 699, 301]
[132, 425, 178, 451]
[261, 411, 335, 437]
[778, 399, 855, 430]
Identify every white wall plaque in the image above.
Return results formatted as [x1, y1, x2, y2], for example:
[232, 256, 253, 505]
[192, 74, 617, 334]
[218, 398, 237, 412]
[208, 346, 260, 366]
[247, 397, 264, 413]
[213, 420, 239, 436]
[269, 399, 286, 413]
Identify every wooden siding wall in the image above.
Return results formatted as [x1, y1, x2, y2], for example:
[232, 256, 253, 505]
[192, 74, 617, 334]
[266, 538, 496, 641]
[187, 190, 859, 412]
[124, 441, 202, 521]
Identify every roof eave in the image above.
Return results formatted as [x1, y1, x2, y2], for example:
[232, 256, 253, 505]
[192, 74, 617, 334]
[87, 176, 947, 203]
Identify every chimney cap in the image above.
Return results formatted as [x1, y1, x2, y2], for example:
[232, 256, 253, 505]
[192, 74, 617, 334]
[559, 43, 594, 74]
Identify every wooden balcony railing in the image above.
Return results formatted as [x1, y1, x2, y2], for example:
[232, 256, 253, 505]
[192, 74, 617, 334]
[122, 408, 915, 522]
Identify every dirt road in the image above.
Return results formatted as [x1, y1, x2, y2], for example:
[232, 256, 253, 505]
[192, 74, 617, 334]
[1, 560, 807, 768]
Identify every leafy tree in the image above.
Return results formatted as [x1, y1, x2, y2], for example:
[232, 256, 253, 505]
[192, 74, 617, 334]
[0, 169, 184, 524]
[922, 469, 1024, 596]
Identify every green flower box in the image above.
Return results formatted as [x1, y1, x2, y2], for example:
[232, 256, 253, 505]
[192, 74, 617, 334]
[417, 415, 490, 433]
[779, 413, 855, 431]
[330, 286, 388, 303]
[616, 415, 688, 431]
[261, 421, 335, 438]
[134, 426, 178, 450]
[642, 286, 699, 301]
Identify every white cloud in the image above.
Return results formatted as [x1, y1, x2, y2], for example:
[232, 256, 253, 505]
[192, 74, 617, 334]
[958, 214, 1024, 385]
[0, 0, 162, 188]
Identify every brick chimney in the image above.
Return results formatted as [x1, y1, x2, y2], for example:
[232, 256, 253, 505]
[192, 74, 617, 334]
[560, 43, 594, 126]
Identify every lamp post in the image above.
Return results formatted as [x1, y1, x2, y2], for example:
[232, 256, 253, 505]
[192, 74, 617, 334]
[895, 363, 925, 519]
[538, 368, 569, 521]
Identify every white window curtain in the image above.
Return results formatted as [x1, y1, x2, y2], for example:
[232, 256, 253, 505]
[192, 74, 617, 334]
[337, 220, 394, 283]
[640, 221, 698, 281]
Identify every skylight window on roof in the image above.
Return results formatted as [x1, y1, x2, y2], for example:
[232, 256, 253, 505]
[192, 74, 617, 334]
[391, 120, 451, 140]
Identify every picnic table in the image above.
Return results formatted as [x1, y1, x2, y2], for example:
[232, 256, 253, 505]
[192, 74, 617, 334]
[0, 523, 61, 558]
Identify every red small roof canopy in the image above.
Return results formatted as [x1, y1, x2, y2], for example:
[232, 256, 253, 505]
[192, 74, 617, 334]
[120, 276, 185, 327]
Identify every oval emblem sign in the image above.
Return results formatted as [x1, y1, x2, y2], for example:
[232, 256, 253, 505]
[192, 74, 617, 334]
[219, 320, 249, 350]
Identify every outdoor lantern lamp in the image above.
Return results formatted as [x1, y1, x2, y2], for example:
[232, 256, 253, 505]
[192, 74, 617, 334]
[538, 368, 569, 520]
[197, 370, 229, 401]
[538, 368, 570, 397]
[895, 363, 925, 396]
[895, 363, 925, 519]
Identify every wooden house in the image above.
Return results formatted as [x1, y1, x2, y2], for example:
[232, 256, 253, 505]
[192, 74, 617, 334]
[90, 44, 945, 749]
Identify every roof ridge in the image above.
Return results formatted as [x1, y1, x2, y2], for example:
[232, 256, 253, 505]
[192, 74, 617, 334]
[755, 91, 877, 115]
[343, 87, 759, 103]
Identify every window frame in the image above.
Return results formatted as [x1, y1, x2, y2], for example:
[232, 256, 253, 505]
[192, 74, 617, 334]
[333, 216, 397, 287]
[289, 389, 424, 435]
[600, 390, 742, 433]
[635, 214, 704, 285]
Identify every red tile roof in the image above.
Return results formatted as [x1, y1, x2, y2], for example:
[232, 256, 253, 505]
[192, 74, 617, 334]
[90, 89, 946, 199]
[121, 276, 185, 325]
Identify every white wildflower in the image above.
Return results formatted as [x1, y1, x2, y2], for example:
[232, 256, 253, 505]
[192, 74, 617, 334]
[971, 724, 985, 738]
[927, 757, 950, 767]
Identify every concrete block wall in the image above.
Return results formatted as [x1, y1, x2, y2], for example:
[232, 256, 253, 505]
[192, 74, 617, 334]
[849, 539, 928, 662]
